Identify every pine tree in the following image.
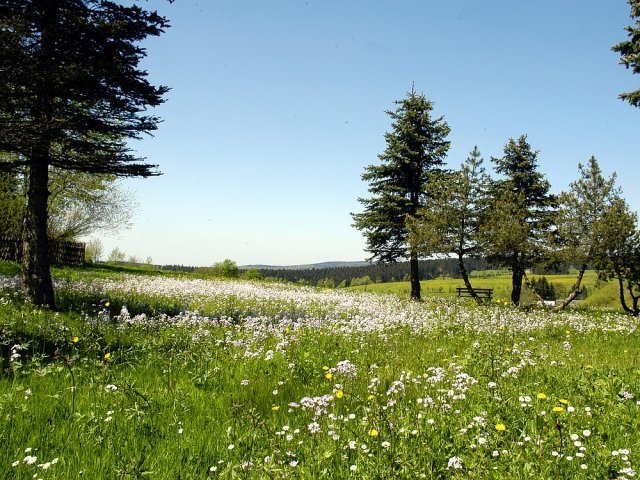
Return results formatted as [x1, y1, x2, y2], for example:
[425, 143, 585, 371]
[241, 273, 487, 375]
[612, 0, 640, 107]
[0, 1, 169, 307]
[483, 135, 556, 305]
[408, 146, 490, 304]
[0, 170, 24, 237]
[352, 88, 451, 300]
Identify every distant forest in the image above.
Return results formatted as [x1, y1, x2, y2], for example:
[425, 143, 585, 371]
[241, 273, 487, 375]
[252, 257, 494, 287]
[157, 257, 577, 288]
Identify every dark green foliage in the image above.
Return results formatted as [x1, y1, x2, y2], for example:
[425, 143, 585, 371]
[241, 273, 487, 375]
[243, 268, 263, 280]
[529, 276, 556, 301]
[590, 197, 640, 315]
[483, 135, 556, 305]
[0, 1, 169, 306]
[352, 87, 451, 300]
[612, 0, 640, 107]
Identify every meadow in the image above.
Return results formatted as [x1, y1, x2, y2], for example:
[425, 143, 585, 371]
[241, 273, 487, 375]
[1, 263, 639, 479]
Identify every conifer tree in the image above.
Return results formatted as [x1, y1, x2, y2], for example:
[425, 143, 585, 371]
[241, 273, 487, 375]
[352, 88, 450, 300]
[591, 197, 640, 315]
[612, 0, 640, 107]
[0, 1, 169, 307]
[408, 146, 490, 304]
[482, 136, 556, 305]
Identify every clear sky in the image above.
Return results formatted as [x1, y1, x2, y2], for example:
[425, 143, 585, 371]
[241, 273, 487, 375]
[98, 0, 639, 267]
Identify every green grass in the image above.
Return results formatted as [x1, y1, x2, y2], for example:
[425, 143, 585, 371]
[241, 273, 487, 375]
[347, 271, 620, 307]
[1, 267, 640, 478]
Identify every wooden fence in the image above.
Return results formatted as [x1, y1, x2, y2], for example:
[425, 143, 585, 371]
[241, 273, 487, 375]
[0, 236, 85, 266]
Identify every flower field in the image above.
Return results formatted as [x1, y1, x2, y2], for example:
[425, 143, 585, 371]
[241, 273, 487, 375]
[1, 270, 640, 478]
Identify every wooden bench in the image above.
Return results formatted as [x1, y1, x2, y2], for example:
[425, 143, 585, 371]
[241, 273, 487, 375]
[456, 287, 493, 300]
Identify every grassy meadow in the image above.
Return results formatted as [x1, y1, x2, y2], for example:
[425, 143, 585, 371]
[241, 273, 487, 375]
[1, 262, 640, 478]
[346, 270, 625, 309]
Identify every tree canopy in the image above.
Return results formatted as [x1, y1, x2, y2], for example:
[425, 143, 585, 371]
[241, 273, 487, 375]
[554, 157, 621, 309]
[612, 0, 640, 107]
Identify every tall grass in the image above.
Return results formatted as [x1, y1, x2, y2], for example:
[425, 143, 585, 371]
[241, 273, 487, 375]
[1, 269, 639, 478]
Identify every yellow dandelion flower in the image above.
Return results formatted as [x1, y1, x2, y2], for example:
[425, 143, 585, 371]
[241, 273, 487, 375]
[586, 365, 594, 369]
[72, 336, 79, 343]
[271, 405, 280, 412]
[105, 301, 110, 307]
[104, 352, 111, 360]
[537, 393, 547, 400]
[324, 372, 333, 380]
[335, 389, 344, 399]
[367, 394, 375, 401]
[322, 366, 329, 371]
[368, 428, 379, 437]
[559, 399, 568, 405]
[552, 406, 564, 413]
[495, 423, 506, 431]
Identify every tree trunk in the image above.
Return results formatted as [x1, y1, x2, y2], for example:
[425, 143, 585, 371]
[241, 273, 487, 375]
[511, 264, 524, 306]
[554, 264, 587, 311]
[617, 273, 635, 315]
[410, 252, 421, 301]
[458, 253, 482, 305]
[22, 157, 55, 308]
[20, 0, 57, 308]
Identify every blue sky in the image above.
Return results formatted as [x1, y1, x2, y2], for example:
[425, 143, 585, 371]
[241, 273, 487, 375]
[100, 0, 639, 266]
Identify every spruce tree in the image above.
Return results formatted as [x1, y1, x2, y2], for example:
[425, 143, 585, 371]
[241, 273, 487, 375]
[0, 1, 169, 307]
[612, 0, 640, 107]
[352, 88, 450, 300]
[483, 136, 556, 305]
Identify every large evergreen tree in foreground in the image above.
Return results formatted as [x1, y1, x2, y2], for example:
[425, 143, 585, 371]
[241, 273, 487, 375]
[352, 88, 450, 300]
[612, 0, 640, 108]
[0, 1, 169, 307]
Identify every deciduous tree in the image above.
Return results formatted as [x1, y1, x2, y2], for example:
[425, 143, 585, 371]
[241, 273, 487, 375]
[47, 171, 138, 241]
[612, 0, 640, 107]
[591, 197, 640, 315]
[352, 88, 451, 300]
[408, 146, 490, 304]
